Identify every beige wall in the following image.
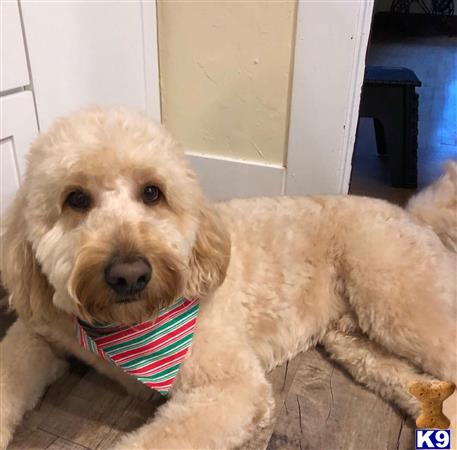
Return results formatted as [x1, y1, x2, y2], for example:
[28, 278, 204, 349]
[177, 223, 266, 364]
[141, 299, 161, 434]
[157, 0, 297, 166]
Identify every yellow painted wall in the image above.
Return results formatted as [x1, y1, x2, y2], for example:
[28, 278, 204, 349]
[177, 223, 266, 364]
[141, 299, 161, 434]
[157, 0, 297, 166]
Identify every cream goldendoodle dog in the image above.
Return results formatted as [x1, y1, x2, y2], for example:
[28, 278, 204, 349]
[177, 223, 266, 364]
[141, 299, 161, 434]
[1, 107, 456, 449]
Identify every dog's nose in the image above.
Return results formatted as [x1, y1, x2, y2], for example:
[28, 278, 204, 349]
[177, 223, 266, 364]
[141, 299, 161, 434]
[104, 256, 152, 296]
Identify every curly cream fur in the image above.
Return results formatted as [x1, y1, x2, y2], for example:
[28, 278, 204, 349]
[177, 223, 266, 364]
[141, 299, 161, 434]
[407, 161, 457, 252]
[1, 107, 456, 449]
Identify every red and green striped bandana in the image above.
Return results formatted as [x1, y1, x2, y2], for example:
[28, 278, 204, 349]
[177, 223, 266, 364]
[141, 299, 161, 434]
[76, 297, 199, 396]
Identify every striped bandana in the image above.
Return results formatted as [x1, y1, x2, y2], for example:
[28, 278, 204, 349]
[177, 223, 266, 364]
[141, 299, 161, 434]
[76, 297, 199, 396]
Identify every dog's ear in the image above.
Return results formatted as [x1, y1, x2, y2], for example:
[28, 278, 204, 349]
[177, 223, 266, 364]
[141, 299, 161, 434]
[185, 203, 231, 297]
[1, 189, 54, 321]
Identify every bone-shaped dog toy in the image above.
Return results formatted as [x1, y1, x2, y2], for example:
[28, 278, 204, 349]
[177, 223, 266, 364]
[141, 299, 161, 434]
[409, 380, 456, 429]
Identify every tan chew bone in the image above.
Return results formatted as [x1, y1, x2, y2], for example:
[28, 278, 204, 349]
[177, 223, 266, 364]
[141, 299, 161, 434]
[409, 380, 456, 429]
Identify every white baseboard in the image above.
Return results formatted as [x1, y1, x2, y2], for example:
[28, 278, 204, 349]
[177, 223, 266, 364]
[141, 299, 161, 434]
[186, 152, 285, 201]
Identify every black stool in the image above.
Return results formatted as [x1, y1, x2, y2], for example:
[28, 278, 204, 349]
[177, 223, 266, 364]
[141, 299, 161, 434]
[359, 66, 421, 188]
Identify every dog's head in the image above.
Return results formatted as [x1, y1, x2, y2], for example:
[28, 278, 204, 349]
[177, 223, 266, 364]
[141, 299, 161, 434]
[1, 107, 230, 324]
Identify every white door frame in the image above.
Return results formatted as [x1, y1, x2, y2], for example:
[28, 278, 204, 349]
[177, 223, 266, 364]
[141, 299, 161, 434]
[140, 0, 161, 121]
[286, 0, 374, 196]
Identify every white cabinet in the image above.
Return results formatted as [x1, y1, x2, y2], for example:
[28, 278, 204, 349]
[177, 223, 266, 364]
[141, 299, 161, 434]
[1, 0, 29, 92]
[0, 92, 38, 220]
[20, 1, 161, 130]
[1, 138, 20, 222]
[1, 0, 37, 221]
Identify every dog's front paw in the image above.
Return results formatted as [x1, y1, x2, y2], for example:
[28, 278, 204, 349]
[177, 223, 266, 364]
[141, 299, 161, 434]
[0, 383, 19, 450]
[113, 429, 224, 450]
[112, 433, 141, 450]
[0, 424, 14, 450]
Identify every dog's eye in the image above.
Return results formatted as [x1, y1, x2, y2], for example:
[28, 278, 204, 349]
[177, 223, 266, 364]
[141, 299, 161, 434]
[142, 185, 161, 205]
[66, 190, 91, 211]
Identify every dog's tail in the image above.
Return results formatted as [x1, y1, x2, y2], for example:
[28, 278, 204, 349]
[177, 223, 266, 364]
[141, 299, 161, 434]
[407, 161, 457, 252]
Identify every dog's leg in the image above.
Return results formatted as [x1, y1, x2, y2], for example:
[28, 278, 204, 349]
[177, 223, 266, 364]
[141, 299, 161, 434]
[113, 327, 274, 450]
[342, 213, 457, 383]
[321, 318, 436, 417]
[0, 319, 68, 448]
[116, 375, 273, 450]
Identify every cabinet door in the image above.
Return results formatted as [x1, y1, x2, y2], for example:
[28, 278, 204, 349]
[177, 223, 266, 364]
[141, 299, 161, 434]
[20, 1, 160, 130]
[1, 0, 29, 92]
[1, 92, 38, 220]
[0, 139, 20, 221]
